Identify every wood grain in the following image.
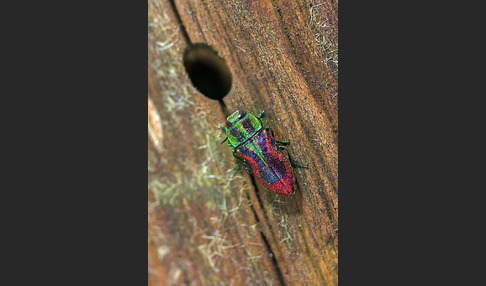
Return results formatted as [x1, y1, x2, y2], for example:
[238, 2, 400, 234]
[148, 0, 338, 285]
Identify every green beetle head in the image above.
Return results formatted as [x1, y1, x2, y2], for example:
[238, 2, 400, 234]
[225, 110, 262, 147]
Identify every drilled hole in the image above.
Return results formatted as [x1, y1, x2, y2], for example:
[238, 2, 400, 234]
[183, 44, 232, 100]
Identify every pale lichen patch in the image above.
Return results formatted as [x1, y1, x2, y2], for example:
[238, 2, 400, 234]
[148, 96, 164, 153]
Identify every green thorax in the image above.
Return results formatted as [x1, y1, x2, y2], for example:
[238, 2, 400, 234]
[225, 110, 262, 147]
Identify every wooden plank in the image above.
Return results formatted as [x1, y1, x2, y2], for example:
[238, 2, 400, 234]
[148, 0, 338, 285]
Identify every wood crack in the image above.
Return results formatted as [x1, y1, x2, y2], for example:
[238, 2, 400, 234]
[248, 175, 287, 286]
[168, 0, 192, 45]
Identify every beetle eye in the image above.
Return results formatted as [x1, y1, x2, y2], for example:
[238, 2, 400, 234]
[238, 110, 246, 120]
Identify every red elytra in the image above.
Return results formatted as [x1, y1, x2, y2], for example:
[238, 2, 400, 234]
[235, 129, 296, 197]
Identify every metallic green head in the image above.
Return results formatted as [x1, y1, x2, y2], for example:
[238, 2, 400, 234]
[225, 110, 262, 147]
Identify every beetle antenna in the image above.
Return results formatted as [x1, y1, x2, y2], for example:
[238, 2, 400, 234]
[257, 110, 265, 119]
[221, 137, 228, 144]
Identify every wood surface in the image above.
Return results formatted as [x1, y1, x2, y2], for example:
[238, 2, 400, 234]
[148, 0, 338, 285]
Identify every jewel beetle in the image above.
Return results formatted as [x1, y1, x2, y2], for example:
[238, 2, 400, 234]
[221, 110, 306, 197]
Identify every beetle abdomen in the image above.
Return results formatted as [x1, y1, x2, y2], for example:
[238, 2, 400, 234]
[236, 130, 296, 197]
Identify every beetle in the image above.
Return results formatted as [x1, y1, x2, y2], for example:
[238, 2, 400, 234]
[221, 110, 306, 197]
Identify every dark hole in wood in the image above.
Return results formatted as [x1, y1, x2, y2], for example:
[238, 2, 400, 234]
[183, 44, 232, 100]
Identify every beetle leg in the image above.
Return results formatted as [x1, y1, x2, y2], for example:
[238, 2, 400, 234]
[232, 160, 243, 173]
[231, 150, 247, 173]
[267, 126, 291, 144]
[257, 111, 266, 125]
[265, 126, 274, 139]
[281, 148, 308, 168]
[288, 152, 307, 167]
[232, 149, 240, 158]
[292, 181, 298, 195]
[290, 161, 308, 168]
[221, 137, 235, 147]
